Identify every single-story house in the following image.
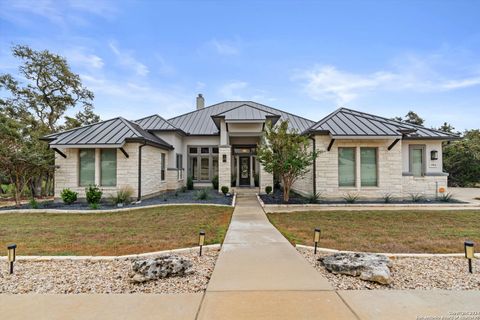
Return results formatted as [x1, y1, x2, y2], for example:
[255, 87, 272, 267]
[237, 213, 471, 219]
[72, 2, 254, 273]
[42, 95, 459, 201]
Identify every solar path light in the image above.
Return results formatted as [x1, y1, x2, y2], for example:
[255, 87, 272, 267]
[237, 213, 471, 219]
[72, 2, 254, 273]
[199, 230, 205, 256]
[314, 228, 321, 254]
[7, 244, 17, 275]
[464, 241, 475, 274]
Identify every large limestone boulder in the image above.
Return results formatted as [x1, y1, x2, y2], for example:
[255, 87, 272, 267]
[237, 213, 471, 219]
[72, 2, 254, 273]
[129, 255, 193, 283]
[319, 252, 392, 284]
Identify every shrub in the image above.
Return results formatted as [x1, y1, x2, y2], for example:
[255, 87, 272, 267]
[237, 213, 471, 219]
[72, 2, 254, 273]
[29, 197, 39, 209]
[195, 188, 210, 200]
[382, 193, 393, 203]
[85, 185, 102, 204]
[439, 192, 454, 202]
[307, 192, 322, 204]
[221, 186, 229, 195]
[410, 193, 425, 203]
[61, 188, 78, 205]
[343, 193, 359, 204]
[265, 186, 273, 195]
[89, 203, 100, 210]
[110, 186, 133, 205]
[212, 175, 219, 190]
[181, 186, 187, 193]
[187, 176, 194, 190]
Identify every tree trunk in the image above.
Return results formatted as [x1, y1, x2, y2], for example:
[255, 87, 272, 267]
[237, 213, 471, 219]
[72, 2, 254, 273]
[282, 175, 291, 203]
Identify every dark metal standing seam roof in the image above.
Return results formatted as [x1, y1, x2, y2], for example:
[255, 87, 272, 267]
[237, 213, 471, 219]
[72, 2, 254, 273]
[135, 114, 180, 131]
[306, 108, 460, 139]
[167, 101, 315, 135]
[43, 117, 173, 149]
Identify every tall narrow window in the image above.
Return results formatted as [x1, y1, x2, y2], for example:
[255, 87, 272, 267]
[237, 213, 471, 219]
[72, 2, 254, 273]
[361, 148, 377, 186]
[200, 157, 209, 180]
[338, 147, 356, 187]
[161, 153, 166, 181]
[410, 146, 425, 177]
[101, 149, 117, 186]
[79, 149, 95, 186]
[176, 154, 183, 180]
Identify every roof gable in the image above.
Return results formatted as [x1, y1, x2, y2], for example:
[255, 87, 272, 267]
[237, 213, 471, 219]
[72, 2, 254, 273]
[168, 101, 315, 135]
[46, 117, 173, 149]
[135, 114, 179, 131]
[307, 108, 460, 139]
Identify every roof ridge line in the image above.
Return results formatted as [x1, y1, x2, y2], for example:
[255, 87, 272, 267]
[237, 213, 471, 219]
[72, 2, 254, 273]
[213, 103, 280, 117]
[43, 117, 117, 138]
[245, 100, 315, 123]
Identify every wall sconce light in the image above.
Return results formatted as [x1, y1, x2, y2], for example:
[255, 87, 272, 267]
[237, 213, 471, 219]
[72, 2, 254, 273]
[222, 154, 227, 163]
[199, 230, 205, 256]
[7, 244, 16, 275]
[430, 150, 439, 160]
[313, 228, 321, 254]
[464, 241, 474, 273]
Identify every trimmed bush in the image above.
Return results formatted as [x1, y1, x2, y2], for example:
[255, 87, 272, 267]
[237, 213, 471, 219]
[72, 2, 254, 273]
[85, 185, 102, 205]
[221, 186, 229, 195]
[187, 176, 194, 190]
[61, 188, 78, 205]
[29, 198, 39, 209]
[265, 186, 272, 195]
[212, 175, 219, 190]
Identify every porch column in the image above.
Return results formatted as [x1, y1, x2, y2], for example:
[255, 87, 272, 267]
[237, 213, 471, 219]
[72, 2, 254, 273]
[249, 156, 254, 186]
[218, 145, 231, 192]
[236, 155, 240, 187]
[259, 162, 273, 194]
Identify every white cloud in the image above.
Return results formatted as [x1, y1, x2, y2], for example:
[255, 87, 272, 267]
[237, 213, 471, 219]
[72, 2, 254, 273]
[296, 53, 480, 104]
[65, 48, 104, 70]
[218, 81, 248, 100]
[210, 39, 240, 55]
[108, 41, 149, 76]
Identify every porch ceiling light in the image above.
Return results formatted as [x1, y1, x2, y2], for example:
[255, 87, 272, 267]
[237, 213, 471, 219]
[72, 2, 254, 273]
[199, 230, 205, 256]
[7, 244, 16, 274]
[313, 228, 321, 254]
[464, 241, 475, 273]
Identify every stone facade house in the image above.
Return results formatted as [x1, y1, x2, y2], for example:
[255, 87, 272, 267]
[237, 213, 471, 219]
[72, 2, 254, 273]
[42, 95, 459, 201]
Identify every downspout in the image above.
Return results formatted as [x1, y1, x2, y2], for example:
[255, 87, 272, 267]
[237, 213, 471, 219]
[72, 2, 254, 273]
[309, 135, 316, 195]
[137, 141, 147, 201]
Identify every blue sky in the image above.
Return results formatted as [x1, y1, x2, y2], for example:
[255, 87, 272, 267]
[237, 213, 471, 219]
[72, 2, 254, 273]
[1, 0, 480, 131]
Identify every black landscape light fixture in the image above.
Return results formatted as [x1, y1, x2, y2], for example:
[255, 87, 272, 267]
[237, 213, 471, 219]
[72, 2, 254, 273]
[464, 241, 475, 274]
[430, 150, 439, 161]
[314, 228, 321, 254]
[7, 244, 17, 275]
[199, 230, 205, 256]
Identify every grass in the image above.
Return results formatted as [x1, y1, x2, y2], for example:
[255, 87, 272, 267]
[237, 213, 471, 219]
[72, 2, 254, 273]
[268, 210, 480, 253]
[0, 206, 233, 256]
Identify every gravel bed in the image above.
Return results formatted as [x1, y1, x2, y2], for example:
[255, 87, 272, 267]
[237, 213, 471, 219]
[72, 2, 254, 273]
[297, 247, 480, 290]
[0, 250, 218, 294]
[0, 189, 232, 211]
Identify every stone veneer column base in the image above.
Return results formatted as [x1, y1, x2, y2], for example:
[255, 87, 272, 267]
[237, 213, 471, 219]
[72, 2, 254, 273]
[218, 146, 232, 193]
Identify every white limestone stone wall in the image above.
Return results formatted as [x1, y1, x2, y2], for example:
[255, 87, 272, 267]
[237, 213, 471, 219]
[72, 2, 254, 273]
[54, 143, 140, 200]
[314, 135, 403, 199]
[291, 139, 314, 196]
[259, 163, 273, 194]
[402, 175, 448, 198]
[140, 145, 167, 197]
[218, 146, 231, 192]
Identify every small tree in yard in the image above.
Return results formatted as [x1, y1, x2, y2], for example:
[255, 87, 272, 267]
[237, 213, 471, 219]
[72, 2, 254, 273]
[257, 120, 317, 202]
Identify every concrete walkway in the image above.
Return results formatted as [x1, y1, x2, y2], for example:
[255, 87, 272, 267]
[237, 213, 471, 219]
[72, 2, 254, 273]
[197, 194, 358, 319]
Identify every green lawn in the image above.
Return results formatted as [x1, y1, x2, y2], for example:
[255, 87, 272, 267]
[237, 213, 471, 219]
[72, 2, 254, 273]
[0, 206, 233, 256]
[268, 210, 480, 253]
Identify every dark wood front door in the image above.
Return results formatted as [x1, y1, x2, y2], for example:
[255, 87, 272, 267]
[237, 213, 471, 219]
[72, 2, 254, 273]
[239, 156, 250, 186]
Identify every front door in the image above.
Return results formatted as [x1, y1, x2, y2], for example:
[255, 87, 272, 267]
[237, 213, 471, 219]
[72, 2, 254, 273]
[239, 156, 250, 186]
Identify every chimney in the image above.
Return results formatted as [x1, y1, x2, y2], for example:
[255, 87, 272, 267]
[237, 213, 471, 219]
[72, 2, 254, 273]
[196, 94, 205, 110]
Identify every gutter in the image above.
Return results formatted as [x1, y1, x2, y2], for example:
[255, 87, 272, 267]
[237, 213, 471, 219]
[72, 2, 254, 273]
[137, 141, 147, 201]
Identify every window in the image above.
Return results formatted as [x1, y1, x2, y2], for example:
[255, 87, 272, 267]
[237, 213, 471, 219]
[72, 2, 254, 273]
[212, 147, 219, 154]
[189, 147, 197, 154]
[212, 156, 218, 176]
[200, 157, 209, 180]
[176, 154, 183, 180]
[101, 149, 117, 186]
[79, 149, 95, 186]
[190, 157, 198, 180]
[410, 145, 425, 177]
[360, 148, 377, 186]
[201, 147, 209, 154]
[338, 147, 356, 187]
[187, 146, 219, 181]
[161, 153, 166, 181]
